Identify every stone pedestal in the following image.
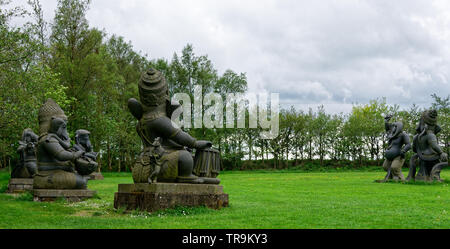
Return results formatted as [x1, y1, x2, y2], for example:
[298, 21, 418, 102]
[33, 189, 96, 202]
[88, 172, 104, 180]
[7, 178, 34, 193]
[114, 183, 229, 212]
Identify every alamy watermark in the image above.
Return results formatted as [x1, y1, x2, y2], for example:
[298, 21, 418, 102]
[171, 85, 279, 139]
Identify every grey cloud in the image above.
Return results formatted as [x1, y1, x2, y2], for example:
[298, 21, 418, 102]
[12, 0, 450, 112]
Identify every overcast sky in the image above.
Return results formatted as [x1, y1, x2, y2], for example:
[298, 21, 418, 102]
[10, 0, 450, 113]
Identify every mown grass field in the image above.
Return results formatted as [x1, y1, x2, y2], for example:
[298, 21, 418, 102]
[0, 168, 448, 229]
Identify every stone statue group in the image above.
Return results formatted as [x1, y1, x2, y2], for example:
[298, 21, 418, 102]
[9, 68, 448, 203]
[380, 109, 447, 182]
[12, 98, 99, 190]
[10, 68, 223, 197]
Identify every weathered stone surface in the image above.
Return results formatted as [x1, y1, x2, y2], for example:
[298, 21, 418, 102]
[114, 192, 229, 212]
[9, 178, 34, 185]
[6, 178, 34, 193]
[406, 110, 448, 182]
[114, 183, 229, 212]
[33, 189, 96, 202]
[129, 69, 220, 185]
[118, 183, 224, 194]
[35, 99, 97, 190]
[12, 128, 38, 178]
[73, 129, 99, 176]
[88, 172, 104, 180]
[23, 184, 33, 190]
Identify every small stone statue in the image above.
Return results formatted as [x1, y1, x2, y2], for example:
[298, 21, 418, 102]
[132, 137, 166, 183]
[378, 115, 411, 182]
[407, 110, 448, 182]
[128, 68, 220, 184]
[72, 129, 98, 175]
[33, 99, 97, 189]
[11, 128, 38, 178]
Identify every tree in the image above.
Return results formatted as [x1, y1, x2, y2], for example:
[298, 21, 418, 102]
[0, 0, 70, 168]
[431, 94, 450, 155]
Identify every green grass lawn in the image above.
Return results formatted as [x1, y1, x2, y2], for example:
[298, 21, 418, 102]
[0, 168, 448, 229]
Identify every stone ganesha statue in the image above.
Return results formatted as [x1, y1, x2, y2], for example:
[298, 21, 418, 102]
[33, 99, 97, 189]
[407, 109, 448, 181]
[71, 129, 98, 175]
[128, 68, 220, 184]
[11, 128, 39, 178]
[379, 115, 411, 182]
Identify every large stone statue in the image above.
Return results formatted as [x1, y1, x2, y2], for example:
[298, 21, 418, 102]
[407, 110, 448, 182]
[33, 99, 97, 189]
[11, 128, 38, 178]
[379, 115, 411, 182]
[128, 68, 220, 184]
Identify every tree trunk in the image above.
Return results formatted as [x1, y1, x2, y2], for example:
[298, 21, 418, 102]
[319, 137, 323, 166]
[309, 140, 312, 160]
[261, 143, 265, 165]
[107, 141, 112, 171]
[273, 154, 277, 169]
[285, 147, 289, 168]
[248, 142, 252, 161]
[118, 156, 121, 172]
[294, 147, 298, 166]
[97, 154, 102, 173]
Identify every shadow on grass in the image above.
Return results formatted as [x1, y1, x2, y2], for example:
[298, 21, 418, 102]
[374, 179, 450, 185]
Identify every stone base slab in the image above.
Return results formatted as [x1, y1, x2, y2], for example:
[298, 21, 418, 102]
[7, 178, 34, 193]
[118, 183, 224, 194]
[114, 183, 229, 212]
[88, 172, 104, 180]
[33, 189, 96, 202]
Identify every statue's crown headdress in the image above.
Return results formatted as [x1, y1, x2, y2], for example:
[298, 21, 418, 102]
[38, 98, 67, 135]
[138, 68, 169, 107]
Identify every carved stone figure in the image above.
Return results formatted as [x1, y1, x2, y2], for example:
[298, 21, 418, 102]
[128, 68, 220, 184]
[11, 128, 38, 178]
[193, 147, 221, 178]
[33, 99, 97, 189]
[132, 137, 165, 183]
[379, 115, 411, 182]
[72, 129, 99, 175]
[407, 110, 448, 182]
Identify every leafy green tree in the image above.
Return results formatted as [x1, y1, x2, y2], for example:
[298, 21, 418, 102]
[431, 94, 449, 155]
[0, 0, 69, 168]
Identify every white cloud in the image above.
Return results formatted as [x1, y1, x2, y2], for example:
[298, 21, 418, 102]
[10, 0, 450, 113]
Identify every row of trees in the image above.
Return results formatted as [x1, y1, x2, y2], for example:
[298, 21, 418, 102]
[252, 96, 449, 170]
[0, 0, 448, 171]
[0, 0, 247, 171]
